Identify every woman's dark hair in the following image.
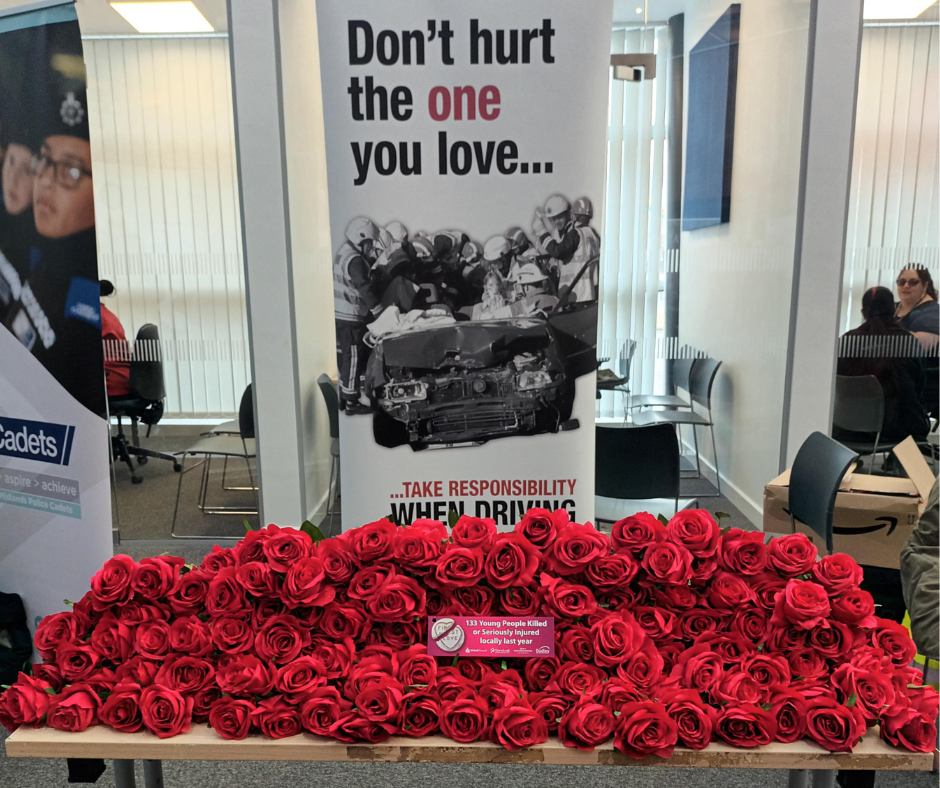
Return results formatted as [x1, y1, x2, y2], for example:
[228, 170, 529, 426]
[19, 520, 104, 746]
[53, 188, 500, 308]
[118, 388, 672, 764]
[99, 279, 115, 297]
[861, 286, 896, 321]
[899, 266, 938, 301]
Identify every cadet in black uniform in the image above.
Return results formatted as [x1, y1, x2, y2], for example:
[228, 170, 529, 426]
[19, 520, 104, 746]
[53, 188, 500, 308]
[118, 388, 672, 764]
[3, 89, 105, 415]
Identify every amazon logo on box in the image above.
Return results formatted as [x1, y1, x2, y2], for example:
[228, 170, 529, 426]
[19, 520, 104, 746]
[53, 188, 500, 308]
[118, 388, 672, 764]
[0, 416, 75, 466]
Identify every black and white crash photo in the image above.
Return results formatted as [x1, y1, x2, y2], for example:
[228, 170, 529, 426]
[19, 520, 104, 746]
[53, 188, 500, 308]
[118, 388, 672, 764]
[332, 194, 601, 450]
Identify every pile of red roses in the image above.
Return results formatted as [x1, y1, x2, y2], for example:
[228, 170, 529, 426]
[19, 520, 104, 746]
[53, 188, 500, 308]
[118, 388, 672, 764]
[1, 510, 937, 756]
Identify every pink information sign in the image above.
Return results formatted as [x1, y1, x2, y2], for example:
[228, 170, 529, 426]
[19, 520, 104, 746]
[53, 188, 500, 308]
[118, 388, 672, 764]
[427, 616, 555, 658]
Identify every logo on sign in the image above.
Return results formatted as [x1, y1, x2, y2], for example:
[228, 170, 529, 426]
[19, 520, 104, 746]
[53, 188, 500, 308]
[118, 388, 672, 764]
[0, 416, 75, 466]
[430, 617, 466, 652]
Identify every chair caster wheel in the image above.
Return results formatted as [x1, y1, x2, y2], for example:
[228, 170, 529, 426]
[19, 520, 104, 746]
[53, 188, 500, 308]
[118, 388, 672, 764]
[173, 463, 182, 472]
[137, 456, 148, 466]
[131, 475, 143, 484]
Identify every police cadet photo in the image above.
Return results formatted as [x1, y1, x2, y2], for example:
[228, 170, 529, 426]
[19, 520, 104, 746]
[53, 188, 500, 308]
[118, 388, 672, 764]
[332, 194, 601, 449]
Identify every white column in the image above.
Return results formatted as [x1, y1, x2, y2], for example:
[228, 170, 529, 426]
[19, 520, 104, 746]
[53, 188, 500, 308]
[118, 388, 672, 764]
[781, 0, 864, 468]
[227, 0, 306, 525]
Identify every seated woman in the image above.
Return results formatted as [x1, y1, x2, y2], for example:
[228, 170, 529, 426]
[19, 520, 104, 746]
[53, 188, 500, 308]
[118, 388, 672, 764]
[471, 271, 511, 321]
[836, 286, 928, 444]
[100, 279, 131, 398]
[896, 266, 939, 417]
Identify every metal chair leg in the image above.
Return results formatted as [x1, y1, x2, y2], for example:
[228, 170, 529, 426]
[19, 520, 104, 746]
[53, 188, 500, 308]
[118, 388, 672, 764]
[867, 432, 881, 474]
[692, 424, 701, 477]
[709, 422, 722, 497]
[170, 454, 187, 538]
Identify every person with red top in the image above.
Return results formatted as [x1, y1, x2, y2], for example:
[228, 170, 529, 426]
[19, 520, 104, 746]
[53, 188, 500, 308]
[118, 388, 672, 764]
[99, 279, 130, 398]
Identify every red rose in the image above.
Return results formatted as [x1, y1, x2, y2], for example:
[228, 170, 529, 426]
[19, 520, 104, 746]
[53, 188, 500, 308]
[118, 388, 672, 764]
[706, 571, 756, 609]
[641, 542, 693, 586]
[769, 579, 831, 630]
[392, 520, 447, 574]
[585, 553, 638, 591]
[522, 658, 559, 692]
[831, 588, 877, 628]
[711, 672, 763, 705]
[663, 690, 716, 750]
[99, 682, 143, 732]
[870, 618, 917, 666]
[477, 671, 524, 711]
[310, 637, 356, 680]
[209, 616, 254, 655]
[741, 655, 791, 701]
[540, 574, 597, 619]
[0, 673, 53, 731]
[350, 519, 398, 564]
[665, 510, 720, 558]
[490, 704, 548, 750]
[730, 608, 768, 643]
[206, 567, 248, 617]
[192, 686, 221, 724]
[651, 584, 697, 611]
[558, 698, 615, 750]
[881, 703, 938, 753]
[547, 523, 609, 576]
[671, 643, 723, 692]
[398, 691, 441, 737]
[434, 546, 485, 589]
[452, 515, 497, 550]
[117, 601, 169, 626]
[250, 696, 302, 739]
[316, 540, 357, 584]
[558, 625, 594, 663]
[46, 685, 100, 732]
[804, 698, 866, 752]
[529, 691, 574, 732]
[365, 574, 427, 623]
[715, 704, 777, 747]
[261, 524, 312, 572]
[348, 564, 393, 601]
[500, 586, 540, 616]
[717, 529, 767, 576]
[832, 664, 896, 721]
[764, 625, 808, 654]
[443, 586, 495, 616]
[633, 606, 676, 642]
[328, 712, 395, 743]
[812, 553, 863, 595]
[610, 513, 665, 555]
[114, 657, 159, 687]
[618, 642, 664, 694]
[769, 690, 808, 743]
[808, 620, 855, 660]
[614, 701, 678, 759]
[281, 557, 335, 608]
[216, 655, 275, 697]
[598, 678, 645, 714]
[56, 642, 100, 682]
[168, 570, 210, 616]
[299, 687, 351, 735]
[356, 678, 405, 722]
[255, 614, 311, 664]
[514, 508, 569, 549]
[677, 609, 730, 641]
[140, 684, 193, 738]
[436, 668, 477, 703]
[34, 612, 83, 660]
[590, 613, 646, 668]
[209, 697, 255, 740]
[398, 646, 437, 690]
[168, 615, 214, 656]
[747, 572, 788, 611]
[695, 633, 755, 664]
[690, 555, 719, 584]
[766, 533, 817, 577]
[484, 533, 540, 589]
[441, 696, 490, 744]
[155, 655, 215, 694]
[551, 662, 608, 698]
[374, 620, 423, 650]
[236, 561, 280, 598]
[31, 663, 63, 692]
[90, 616, 136, 663]
[89, 555, 136, 610]
[787, 647, 828, 679]
[134, 621, 171, 660]
[199, 544, 237, 577]
[131, 556, 183, 601]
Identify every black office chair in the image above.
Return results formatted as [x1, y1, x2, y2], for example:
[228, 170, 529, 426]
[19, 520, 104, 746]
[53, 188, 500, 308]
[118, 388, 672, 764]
[789, 431, 859, 555]
[108, 324, 181, 484]
[831, 374, 900, 474]
[632, 358, 723, 497]
[594, 423, 681, 524]
[318, 374, 341, 534]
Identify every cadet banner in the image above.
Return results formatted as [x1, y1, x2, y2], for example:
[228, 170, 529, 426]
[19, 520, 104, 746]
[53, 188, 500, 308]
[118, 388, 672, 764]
[316, 0, 612, 529]
[0, 3, 112, 629]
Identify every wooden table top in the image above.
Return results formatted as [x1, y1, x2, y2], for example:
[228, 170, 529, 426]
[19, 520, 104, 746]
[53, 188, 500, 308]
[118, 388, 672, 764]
[5, 726, 933, 770]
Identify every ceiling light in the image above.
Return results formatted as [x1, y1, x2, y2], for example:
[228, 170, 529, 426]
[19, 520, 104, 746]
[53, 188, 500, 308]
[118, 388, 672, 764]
[110, 2, 213, 34]
[863, 0, 935, 19]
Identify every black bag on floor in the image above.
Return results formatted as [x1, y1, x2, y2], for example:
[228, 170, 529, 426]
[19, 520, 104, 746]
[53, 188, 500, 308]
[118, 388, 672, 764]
[0, 591, 33, 687]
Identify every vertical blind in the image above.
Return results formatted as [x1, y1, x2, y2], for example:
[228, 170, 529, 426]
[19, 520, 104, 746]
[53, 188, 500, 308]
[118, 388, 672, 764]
[597, 26, 668, 419]
[84, 36, 250, 417]
[842, 24, 940, 331]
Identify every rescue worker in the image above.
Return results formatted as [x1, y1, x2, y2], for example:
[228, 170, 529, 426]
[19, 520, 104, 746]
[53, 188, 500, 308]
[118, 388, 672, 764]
[513, 262, 558, 314]
[505, 226, 531, 257]
[3, 89, 105, 415]
[0, 105, 37, 324]
[533, 194, 599, 306]
[333, 216, 380, 413]
[570, 196, 600, 302]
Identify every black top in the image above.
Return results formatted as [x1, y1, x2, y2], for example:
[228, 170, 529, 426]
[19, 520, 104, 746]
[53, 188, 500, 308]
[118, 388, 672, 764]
[898, 299, 940, 335]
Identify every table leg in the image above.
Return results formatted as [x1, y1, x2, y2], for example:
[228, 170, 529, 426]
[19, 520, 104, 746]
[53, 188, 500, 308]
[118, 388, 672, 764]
[113, 759, 136, 788]
[143, 759, 164, 788]
[788, 769, 810, 788]
[813, 771, 837, 788]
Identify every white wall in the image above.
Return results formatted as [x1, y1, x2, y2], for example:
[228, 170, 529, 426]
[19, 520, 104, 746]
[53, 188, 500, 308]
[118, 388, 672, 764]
[277, 1, 337, 521]
[85, 37, 250, 417]
[678, 0, 810, 522]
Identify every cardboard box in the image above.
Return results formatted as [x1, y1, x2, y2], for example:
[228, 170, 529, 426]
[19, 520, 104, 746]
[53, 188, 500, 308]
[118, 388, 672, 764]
[763, 437, 936, 569]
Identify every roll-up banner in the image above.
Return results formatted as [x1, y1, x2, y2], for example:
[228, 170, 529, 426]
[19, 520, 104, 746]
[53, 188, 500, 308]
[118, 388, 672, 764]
[0, 2, 112, 628]
[316, 1, 612, 529]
